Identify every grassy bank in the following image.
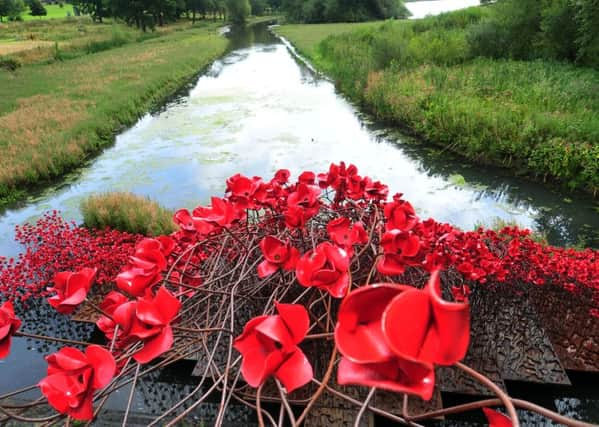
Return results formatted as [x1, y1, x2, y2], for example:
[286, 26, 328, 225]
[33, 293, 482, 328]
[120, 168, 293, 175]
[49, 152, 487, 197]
[0, 20, 227, 206]
[22, 4, 75, 21]
[277, 8, 599, 196]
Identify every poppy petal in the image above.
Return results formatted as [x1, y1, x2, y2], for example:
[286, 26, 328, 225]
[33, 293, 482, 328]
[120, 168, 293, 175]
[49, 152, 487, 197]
[275, 348, 313, 393]
[337, 357, 434, 401]
[482, 408, 512, 427]
[134, 326, 173, 364]
[257, 260, 279, 279]
[275, 302, 309, 345]
[86, 345, 116, 389]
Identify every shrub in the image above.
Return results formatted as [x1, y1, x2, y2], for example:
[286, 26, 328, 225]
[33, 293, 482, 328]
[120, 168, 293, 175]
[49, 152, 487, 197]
[0, 55, 21, 71]
[80, 192, 176, 236]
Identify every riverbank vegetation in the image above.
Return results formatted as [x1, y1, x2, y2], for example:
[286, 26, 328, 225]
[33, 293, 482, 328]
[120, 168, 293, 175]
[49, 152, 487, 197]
[81, 192, 176, 236]
[278, 2, 599, 196]
[0, 21, 227, 206]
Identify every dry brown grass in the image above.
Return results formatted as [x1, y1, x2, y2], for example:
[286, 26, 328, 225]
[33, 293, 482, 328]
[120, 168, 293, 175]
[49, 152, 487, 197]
[0, 40, 54, 55]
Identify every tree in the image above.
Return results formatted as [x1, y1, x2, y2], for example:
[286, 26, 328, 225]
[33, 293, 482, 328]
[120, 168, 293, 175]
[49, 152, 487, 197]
[71, 0, 109, 22]
[250, 0, 267, 15]
[0, 0, 25, 21]
[226, 0, 249, 23]
[28, 0, 47, 17]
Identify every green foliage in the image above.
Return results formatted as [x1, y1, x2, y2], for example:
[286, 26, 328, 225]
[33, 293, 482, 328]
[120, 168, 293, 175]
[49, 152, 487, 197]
[250, 0, 267, 15]
[467, 0, 599, 68]
[279, 5, 599, 195]
[0, 0, 26, 21]
[0, 55, 21, 70]
[281, 0, 410, 23]
[226, 0, 250, 23]
[81, 192, 176, 236]
[28, 0, 47, 17]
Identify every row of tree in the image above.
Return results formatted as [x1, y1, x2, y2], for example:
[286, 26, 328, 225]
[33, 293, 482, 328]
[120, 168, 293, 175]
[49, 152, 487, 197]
[70, 0, 265, 28]
[279, 0, 409, 23]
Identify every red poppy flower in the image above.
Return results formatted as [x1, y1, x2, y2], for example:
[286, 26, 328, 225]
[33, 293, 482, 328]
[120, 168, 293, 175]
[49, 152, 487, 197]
[335, 272, 470, 398]
[116, 257, 161, 297]
[482, 408, 512, 427]
[38, 345, 116, 421]
[378, 230, 421, 276]
[384, 195, 418, 231]
[363, 177, 389, 201]
[96, 292, 129, 343]
[287, 184, 321, 218]
[382, 271, 470, 366]
[327, 217, 368, 249]
[192, 197, 237, 234]
[173, 209, 195, 232]
[0, 301, 21, 359]
[335, 284, 435, 399]
[296, 242, 350, 298]
[134, 238, 168, 271]
[111, 287, 181, 364]
[226, 174, 264, 208]
[234, 302, 313, 393]
[298, 171, 316, 185]
[47, 268, 97, 315]
[257, 236, 300, 278]
[273, 169, 290, 185]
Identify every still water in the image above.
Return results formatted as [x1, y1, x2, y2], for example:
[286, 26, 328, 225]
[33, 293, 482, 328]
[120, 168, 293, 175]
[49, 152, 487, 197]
[1, 0, 598, 422]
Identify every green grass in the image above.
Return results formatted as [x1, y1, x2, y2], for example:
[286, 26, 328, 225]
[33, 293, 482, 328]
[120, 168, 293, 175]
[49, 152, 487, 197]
[0, 18, 194, 65]
[277, 21, 384, 57]
[81, 192, 176, 236]
[0, 21, 228, 205]
[22, 4, 75, 21]
[277, 7, 599, 196]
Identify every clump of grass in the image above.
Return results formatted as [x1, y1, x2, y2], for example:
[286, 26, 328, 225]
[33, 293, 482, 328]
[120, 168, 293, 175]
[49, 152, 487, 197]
[81, 192, 176, 236]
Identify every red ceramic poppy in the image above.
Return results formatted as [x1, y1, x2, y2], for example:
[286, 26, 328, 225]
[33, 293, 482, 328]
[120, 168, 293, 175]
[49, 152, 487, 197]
[173, 209, 195, 232]
[38, 345, 116, 421]
[257, 236, 300, 278]
[47, 268, 97, 315]
[287, 184, 321, 217]
[233, 302, 312, 393]
[482, 408, 512, 427]
[382, 271, 470, 366]
[116, 258, 161, 297]
[363, 177, 389, 201]
[135, 238, 168, 271]
[384, 195, 418, 231]
[327, 217, 368, 249]
[334, 283, 434, 400]
[296, 242, 350, 298]
[112, 287, 181, 364]
[273, 169, 291, 185]
[192, 197, 237, 234]
[298, 171, 316, 185]
[0, 301, 21, 359]
[378, 230, 421, 276]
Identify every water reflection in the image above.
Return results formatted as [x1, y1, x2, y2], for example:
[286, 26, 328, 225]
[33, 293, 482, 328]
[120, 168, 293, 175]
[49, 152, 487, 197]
[406, 0, 482, 19]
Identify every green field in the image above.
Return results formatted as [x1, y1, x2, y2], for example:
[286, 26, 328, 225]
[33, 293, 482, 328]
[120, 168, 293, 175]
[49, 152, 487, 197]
[0, 21, 227, 205]
[277, 8, 599, 196]
[22, 3, 75, 21]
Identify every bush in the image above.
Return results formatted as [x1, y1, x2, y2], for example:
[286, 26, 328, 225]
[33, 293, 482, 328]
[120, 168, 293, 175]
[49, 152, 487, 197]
[0, 56, 21, 71]
[81, 192, 176, 236]
[467, 20, 509, 59]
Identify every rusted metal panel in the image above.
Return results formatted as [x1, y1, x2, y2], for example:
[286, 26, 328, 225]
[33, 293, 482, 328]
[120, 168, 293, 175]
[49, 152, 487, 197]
[532, 287, 599, 372]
